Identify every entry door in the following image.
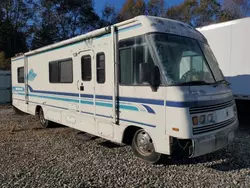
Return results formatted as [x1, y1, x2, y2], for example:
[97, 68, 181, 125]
[95, 52, 114, 138]
[78, 50, 96, 134]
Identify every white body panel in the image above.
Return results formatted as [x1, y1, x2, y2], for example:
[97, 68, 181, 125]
[11, 16, 238, 158]
[198, 18, 250, 99]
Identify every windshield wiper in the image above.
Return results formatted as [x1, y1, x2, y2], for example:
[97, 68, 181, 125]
[177, 81, 214, 86]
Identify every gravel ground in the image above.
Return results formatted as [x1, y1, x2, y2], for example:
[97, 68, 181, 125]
[0, 107, 250, 188]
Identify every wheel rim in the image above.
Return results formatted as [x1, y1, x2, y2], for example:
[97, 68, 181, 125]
[135, 130, 154, 156]
[40, 109, 46, 125]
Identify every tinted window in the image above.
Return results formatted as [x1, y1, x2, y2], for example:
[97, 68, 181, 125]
[59, 59, 73, 83]
[81, 55, 92, 81]
[17, 67, 24, 83]
[49, 62, 59, 83]
[120, 48, 133, 85]
[49, 59, 73, 83]
[96, 53, 105, 84]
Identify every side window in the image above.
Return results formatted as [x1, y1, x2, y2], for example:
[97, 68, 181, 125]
[96, 53, 105, 84]
[119, 35, 155, 85]
[17, 67, 24, 83]
[49, 59, 73, 83]
[49, 62, 59, 83]
[120, 48, 133, 85]
[59, 59, 73, 83]
[81, 55, 92, 81]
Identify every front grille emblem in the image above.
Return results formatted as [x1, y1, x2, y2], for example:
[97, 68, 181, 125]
[225, 109, 229, 117]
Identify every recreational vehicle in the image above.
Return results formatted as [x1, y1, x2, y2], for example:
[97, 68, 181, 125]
[11, 16, 238, 163]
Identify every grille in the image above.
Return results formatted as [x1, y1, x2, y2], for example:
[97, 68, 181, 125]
[190, 100, 235, 114]
[193, 117, 236, 135]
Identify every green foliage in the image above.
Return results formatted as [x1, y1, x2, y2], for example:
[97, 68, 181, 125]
[31, 0, 100, 49]
[118, 0, 164, 21]
[221, 0, 250, 21]
[100, 3, 117, 26]
[166, 0, 198, 26]
[0, 51, 10, 70]
[118, 0, 137, 21]
[0, 0, 30, 59]
[166, 0, 249, 27]
[147, 0, 165, 17]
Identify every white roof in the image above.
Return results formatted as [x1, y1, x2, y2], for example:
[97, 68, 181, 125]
[197, 17, 250, 31]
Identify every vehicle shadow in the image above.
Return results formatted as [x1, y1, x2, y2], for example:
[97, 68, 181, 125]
[98, 140, 125, 149]
[159, 124, 250, 172]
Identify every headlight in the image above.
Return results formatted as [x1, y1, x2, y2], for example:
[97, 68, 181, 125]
[199, 115, 206, 124]
[207, 114, 213, 122]
[192, 114, 214, 126]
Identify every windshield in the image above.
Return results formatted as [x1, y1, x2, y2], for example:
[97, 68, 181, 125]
[199, 42, 224, 82]
[148, 33, 224, 86]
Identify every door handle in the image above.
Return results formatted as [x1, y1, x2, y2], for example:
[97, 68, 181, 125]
[77, 80, 80, 90]
[80, 86, 84, 91]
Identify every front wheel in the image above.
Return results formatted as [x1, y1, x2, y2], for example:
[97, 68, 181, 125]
[39, 108, 50, 128]
[132, 129, 161, 164]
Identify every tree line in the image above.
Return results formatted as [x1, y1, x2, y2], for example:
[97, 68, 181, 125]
[0, 0, 249, 70]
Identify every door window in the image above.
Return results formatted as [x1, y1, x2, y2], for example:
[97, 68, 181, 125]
[96, 53, 105, 84]
[17, 67, 24, 83]
[81, 55, 92, 81]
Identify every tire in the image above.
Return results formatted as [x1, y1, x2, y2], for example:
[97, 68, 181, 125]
[131, 129, 161, 164]
[39, 108, 49, 128]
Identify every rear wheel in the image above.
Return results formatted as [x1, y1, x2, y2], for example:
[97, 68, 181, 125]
[39, 108, 49, 128]
[132, 129, 161, 164]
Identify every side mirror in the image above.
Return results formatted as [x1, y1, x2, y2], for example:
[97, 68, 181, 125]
[152, 66, 161, 91]
[139, 62, 152, 83]
[139, 63, 161, 92]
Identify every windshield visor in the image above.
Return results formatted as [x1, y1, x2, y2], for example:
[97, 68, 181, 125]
[148, 33, 221, 86]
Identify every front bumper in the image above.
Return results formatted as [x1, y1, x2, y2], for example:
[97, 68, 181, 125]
[190, 119, 239, 158]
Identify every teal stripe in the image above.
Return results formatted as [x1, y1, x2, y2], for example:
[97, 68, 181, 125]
[12, 87, 25, 92]
[119, 104, 139, 111]
[96, 33, 111, 39]
[96, 102, 139, 111]
[29, 94, 79, 103]
[81, 100, 94, 105]
[96, 101, 113, 108]
[27, 93, 139, 111]
[17, 93, 25, 96]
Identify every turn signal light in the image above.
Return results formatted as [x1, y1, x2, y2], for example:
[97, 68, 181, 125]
[172, 127, 179, 132]
[192, 116, 198, 126]
[199, 115, 206, 124]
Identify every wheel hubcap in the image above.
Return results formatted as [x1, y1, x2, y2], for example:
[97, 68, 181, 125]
[136, 131, 154, 156]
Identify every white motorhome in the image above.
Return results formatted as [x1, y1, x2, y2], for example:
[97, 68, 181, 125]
[197, 17, 250, 101]
[11, 16, 238, 163]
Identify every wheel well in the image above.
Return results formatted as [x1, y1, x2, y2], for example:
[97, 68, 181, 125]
[122, 126, 141, 145]
[35, 105, 42, 115]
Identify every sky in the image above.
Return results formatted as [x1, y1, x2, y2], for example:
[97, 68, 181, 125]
[94, 0, 185, 16]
